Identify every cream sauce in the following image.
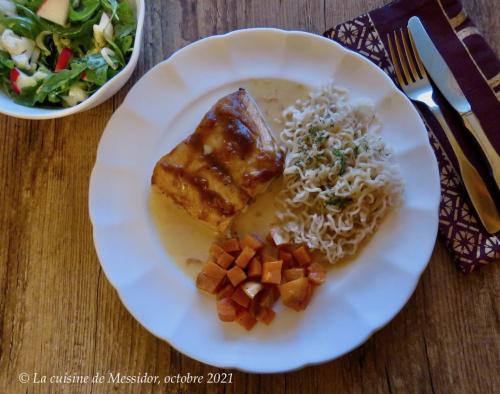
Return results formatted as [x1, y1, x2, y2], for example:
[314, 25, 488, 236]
[150, 79, 309, 279]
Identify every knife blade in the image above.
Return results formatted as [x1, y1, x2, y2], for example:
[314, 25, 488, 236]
[408, 16, 500, 189]
[407, 16, 470, 113]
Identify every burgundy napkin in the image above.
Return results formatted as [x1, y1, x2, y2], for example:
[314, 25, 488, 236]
[324, 0, 500, 273]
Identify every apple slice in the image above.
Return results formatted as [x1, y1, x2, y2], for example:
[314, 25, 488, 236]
[37, 0, 70, 27]
[10, 68, 21, 94]
[10, 68, 37, 94]
[55, 48, 72, 72]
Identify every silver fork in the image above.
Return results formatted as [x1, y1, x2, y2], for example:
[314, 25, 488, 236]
[387, 28, 500, 234]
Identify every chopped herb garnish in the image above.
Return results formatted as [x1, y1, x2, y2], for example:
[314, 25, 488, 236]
[331, 149, 346, 175]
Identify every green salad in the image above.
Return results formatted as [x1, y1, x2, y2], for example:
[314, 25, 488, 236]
[0, 0, 136, 107]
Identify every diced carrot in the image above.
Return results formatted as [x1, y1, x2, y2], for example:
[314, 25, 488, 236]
[222, 238, 241, 253]
[258, 285, 280, 308]
[256, 307, 276, 325]
[216, 251, 235, 269]
[209, 243, 225, 258]
[235, 246, 256, 269]
[292, 246, 312, 266]
[231, 286, 251, 308]
[240, 234, 264, 251]
[227, 266, 247, 287]
[262, 260, 283, 284]
[236, 310, 257, 331]
[196, 273, 219, 293]
[217, 298, 237, 322]
[247, 257, 262, 279]
[279, 250, 295, 267]
[216, 283, 235, 300]
[307, 262, 327, 285]
[284, 268, 305, 282]
[279, 277, 311, 311]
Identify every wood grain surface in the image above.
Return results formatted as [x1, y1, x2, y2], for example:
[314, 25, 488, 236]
[1, 1, 499, 393]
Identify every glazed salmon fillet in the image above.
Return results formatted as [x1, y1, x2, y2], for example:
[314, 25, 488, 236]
[151, 89, 284, 233]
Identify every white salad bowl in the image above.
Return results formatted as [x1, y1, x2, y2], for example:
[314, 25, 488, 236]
[0, 0, 145, 120]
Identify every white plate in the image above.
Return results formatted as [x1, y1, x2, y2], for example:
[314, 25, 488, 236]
[89, 28, 440, 373]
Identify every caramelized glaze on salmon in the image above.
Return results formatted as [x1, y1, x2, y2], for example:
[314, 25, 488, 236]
[151, 89, 284, 233]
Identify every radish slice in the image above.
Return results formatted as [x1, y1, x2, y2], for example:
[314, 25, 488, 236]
[55, 48, 72, 72]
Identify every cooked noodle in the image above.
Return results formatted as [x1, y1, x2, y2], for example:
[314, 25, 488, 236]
[275, 83, 403, 263]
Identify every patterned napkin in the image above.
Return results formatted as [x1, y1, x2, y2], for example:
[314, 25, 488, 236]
[324, 0, 500, 273]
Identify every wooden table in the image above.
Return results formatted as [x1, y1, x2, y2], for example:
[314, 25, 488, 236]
[1, 1, 499, 393]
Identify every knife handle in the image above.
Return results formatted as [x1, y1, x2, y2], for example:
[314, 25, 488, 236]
[430, 106, 500, 234]
[462, 111, 500, 190]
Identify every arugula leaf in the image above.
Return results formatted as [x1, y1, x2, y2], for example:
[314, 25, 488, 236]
[73, 54, 109, 85]
[13, 84, 39, 106]
[101, 0, 118, 20]
[0, 15, 40, 39]
[13, 0, 44, 12]
[34, 63, 86, 103]
[0, 51, 15, 70]
[114, 2, 136, 54]
[69, 0, 101, 22]
[116, 1, 135, 25]
[38, 12, 101, 38]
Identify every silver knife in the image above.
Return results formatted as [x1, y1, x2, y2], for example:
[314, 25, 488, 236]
[408, 16, 500, 189]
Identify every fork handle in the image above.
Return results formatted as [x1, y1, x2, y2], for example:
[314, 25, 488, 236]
[429, 105, 500, 234]
[462, 111, 500, 190]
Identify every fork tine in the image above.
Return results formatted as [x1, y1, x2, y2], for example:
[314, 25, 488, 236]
[408, 30, 427, 78]
[387, 33, 404, 86]
[400, 28, 418, 82]
[393, 30, 412, 83]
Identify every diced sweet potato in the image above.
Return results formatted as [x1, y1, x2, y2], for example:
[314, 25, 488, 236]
[217, 298, 238, 322]
[261, 249, 277, 263]
[209, 243, 225, 259]
[279, 250, 295, 267]
[292, 246, 312, 266]
[279, 277, 312, 311]
[257, 285, 280, 308]
[236, 310, 257, 331]
[222, 238, 241, 253]
[231, 286, 251, 308]
[247, 257, 262, 279]
[216, 283, 235, 300]
[207, 263, 227, 280]
[266, 232, 275, 246]
[196, 273, 219, 293]
[307, 262, 326, 285]
[240, 234, 264, 251]
[235, 246, 256, 269]
[216, 251, 235, 269]
[262, 260, 283, 284]
[227, 266, 247, 287]
[284, 268, 305, 282]
[256, 307, 276, 325]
